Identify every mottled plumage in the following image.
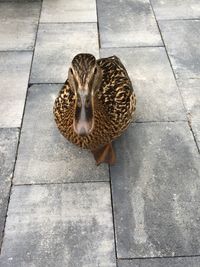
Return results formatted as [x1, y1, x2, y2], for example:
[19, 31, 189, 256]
[53, 53, 136, 164]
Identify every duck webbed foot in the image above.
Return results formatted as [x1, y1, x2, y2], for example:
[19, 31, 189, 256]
[91, 143, 116, 165]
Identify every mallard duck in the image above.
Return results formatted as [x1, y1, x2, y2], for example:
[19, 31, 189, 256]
[53, 53, 136, 165]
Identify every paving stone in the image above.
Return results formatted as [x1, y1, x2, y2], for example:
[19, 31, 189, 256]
[0, 183, 116, 267]
[159, 20, 200, 80]
[0, 0, 41, 1]
[118, 257, 200, 267]
[41, 0, 97, 23]
[177, 79, 200, 122]
[97, 0, 162, 48]
[0, 52, 32, 128]
[0, 2, 41, 51]
[14, 84, 109, 184]
[101, 47, 185, 122]
[151, 0, 200, 20]
[0, 128, 19, 249]
[30, 23, 99, 83]
[110, 122, 200, 258]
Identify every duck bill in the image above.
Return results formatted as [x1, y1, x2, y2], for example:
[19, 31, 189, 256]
[73, 95, 94, 136]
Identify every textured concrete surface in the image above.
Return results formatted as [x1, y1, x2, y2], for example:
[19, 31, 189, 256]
[0, 129, 19, 247]
[30, 23, 99, 83]
[0, 52, 32, 127]
[14, 85, 109, 184]
[101, 47, 185, 122]
[118, 257, 200, 267]
[41, 0, 97, 22]
[0, 0, 200, 266]
[0, 0, 41, 1]
[159, 20, 200, 80]
[151, 0, 200, 20]
[0, 2, 40, 50]
[177, 79, 200, 122]
[110, 123, 200, 258]
[0, 183, 116, 267]
[97, 0, 162, 47]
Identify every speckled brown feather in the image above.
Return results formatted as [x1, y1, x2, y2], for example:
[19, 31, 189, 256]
[53, 55, 136, 150]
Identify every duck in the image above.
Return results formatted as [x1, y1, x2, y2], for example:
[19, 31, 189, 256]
[53, 53, 136, 165]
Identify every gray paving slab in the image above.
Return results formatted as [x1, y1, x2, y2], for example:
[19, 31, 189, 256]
[159, 20, 200, 80]
[118, 257, 200, 267]
[14, 84, 109, 184]
[0, 128, 19, 249]
[41, 0, 97, 22]
[30, 23, 99, 83]
[0, 183, 116, 267]
[177, 79, 200, 122]
[0, 2, 41, 51]
[97, 0, 162, 48]
[101, 47, 185, 122]
[110, 122, 200, 258]
[0, 0, 41, 1]
[0, 52, 32, 128]
[151, 0, 200, 20]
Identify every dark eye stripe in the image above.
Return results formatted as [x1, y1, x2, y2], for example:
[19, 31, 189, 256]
[75, 106, 81, 120]
[85, 106, 93, 121]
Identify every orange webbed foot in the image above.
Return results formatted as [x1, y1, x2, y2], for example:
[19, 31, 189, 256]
[91, 143, 116, 165]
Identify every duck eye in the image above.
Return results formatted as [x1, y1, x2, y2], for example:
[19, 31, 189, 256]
[94, 67, 97, 75]
[70, 68, 73, 75]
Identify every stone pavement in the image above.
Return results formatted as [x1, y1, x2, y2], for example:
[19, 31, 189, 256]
[0, 0, 200, 266]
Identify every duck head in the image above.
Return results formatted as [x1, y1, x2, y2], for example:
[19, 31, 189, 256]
[68, 53, 102, 136]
